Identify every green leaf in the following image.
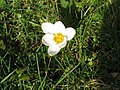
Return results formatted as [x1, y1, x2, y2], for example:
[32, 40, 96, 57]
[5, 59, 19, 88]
[60, 0, 69, 8]
[19, 74, 30, 81]
[88, 58, 93, 66]
[16, 67, 28, 77]
[0, 0, 6, 7]
[0, 40, 6, 50]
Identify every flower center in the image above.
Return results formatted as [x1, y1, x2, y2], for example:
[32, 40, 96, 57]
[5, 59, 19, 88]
[54, 33, 64, 44]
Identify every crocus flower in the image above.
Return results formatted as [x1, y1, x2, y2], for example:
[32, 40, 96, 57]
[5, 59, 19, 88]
[41, 21, 76, 56]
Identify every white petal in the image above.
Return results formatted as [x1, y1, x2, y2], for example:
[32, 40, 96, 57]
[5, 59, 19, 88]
[42, 34, 56, 46]
[65, 27, 76, 40]
[48, 45, 61, 56]
[41, 22, 55, 34]
[54, 21, 66, 34]
[57, 37, 67, 48]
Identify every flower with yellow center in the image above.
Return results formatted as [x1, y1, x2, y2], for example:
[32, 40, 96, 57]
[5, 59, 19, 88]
[42, 21, 76, 56]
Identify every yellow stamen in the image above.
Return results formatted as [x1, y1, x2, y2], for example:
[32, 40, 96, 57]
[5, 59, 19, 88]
[54, 33, 64, 44]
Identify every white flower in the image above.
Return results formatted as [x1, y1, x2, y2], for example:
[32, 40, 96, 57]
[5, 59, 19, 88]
[41, 21, 76, 56]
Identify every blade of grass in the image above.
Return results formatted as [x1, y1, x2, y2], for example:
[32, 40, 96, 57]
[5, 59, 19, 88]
[0, 69, 17, 84]
[36, 53, 41, 83]
[52, 62, 81, 89]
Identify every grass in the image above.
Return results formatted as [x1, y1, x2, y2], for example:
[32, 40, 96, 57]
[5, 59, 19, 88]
[0, 0, 120, 89]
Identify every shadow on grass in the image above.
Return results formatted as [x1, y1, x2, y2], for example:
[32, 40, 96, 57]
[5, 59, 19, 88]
[99, 0, 120, 89]
[59, 0, 120, 89]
